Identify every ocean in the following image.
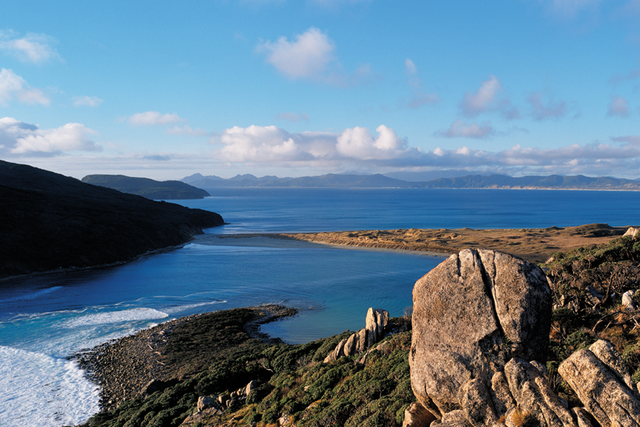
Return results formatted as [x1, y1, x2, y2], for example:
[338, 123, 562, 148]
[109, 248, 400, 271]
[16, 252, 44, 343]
[1, 188, 639, 426]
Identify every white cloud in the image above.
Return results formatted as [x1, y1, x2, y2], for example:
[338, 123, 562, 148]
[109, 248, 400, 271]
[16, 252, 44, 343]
[210, 124, 640, 178]
[0, 31, 61, 64]
[459, 75, 518, 119]
[402, 58, 439, 109]
[215, 124, 411, 163]
[277, 111, 310, 122]
[336, 125, 407, 160]
[0, 68, 50, 106]
[527, 91, 567, 120]
[165, 125, 208, 137]
[128, 111, 186, 126]
[0, 117, 100, 156]
[439, 121, 495, 139]
[218, 125, 305, 162]
[258, 28, 335, 80]
[607, 95, 630, 117]
[72, 96, 103, 108]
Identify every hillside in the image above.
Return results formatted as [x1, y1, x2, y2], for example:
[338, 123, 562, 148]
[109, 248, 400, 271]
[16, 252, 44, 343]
[0, 161, 224, 279]
[182, 172, 640, 190]
[82, 174, 210, 200]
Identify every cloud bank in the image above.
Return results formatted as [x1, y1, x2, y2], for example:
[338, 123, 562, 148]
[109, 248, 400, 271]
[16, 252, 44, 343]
[212, 123, 640, 177]
[0, 117, 100, 156]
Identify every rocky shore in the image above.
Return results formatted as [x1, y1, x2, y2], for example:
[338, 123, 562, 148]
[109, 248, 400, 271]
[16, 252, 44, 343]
[74, 305, 297, 413]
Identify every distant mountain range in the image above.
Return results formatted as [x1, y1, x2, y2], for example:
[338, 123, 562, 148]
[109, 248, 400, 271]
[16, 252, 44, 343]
[83, 174, 210, 199]
[182, 173, 640, 190]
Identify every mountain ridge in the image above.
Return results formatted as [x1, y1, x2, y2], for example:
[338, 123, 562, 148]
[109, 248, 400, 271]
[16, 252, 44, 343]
[182, 172, 640, 190]
[82, 174, 210, 200]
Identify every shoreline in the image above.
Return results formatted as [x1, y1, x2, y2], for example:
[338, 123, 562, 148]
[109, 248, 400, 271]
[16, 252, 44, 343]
[74, 305, 297, 413]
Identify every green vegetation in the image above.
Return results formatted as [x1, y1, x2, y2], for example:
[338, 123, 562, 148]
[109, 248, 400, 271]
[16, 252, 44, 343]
[544, 234, 640, 403]
[79, 310, 414, 427]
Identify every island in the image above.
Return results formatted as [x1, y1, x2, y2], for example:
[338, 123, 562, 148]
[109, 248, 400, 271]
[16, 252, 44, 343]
[82, 174, 211, 200]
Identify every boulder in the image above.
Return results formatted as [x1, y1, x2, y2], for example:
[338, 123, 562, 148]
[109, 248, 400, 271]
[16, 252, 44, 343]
[197, 395, 218, 412]
[410, 249, 552, 416]
[622, 290, 636, 311]
[403, 401, 437, 427]
[558, 342, 640, 427]
[624, 227, 639, 239]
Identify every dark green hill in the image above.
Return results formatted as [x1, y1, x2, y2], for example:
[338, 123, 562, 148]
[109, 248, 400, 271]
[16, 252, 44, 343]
[0, 161, 224, 279]
[82, 174, 210, 199]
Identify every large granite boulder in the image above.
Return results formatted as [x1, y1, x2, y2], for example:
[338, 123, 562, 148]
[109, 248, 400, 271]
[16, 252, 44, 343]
[559, 340, 640, 427]
[410, 249, 552, 417]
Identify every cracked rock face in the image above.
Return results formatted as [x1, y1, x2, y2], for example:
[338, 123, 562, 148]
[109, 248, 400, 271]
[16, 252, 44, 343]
[409, 249, 552, 417]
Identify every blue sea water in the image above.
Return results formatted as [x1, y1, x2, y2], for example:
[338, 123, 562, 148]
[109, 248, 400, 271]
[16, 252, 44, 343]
[1, 188, 639, 426]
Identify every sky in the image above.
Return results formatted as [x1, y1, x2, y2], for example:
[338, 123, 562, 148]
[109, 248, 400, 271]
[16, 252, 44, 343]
[1, 0, 640, 181]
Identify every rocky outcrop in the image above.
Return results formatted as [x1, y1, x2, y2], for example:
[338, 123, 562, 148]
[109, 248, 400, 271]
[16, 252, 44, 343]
[624, 227, 639, 239]
[323, 307, 389, 363]
[409, 248, 640, 427]
[410, 249, 552, 417]
[559, 340, 640, 427]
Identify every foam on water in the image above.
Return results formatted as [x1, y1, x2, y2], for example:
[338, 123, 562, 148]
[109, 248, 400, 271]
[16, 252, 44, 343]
[61, 307, 169, 328]
[0, 346, 100, 427]
[0, 286, 64, 304]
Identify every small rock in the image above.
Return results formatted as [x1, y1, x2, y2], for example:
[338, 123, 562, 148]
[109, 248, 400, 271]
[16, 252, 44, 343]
[622, 290, 636, 311]
[197, 395, 216, 412]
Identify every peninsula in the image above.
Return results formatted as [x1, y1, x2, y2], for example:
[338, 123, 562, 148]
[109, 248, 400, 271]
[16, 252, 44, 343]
[279, 223, 629, 264]
[0, 161, 224, 280]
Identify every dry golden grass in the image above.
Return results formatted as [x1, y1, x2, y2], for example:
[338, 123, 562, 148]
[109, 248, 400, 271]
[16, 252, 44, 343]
[283, 224, 630, 264]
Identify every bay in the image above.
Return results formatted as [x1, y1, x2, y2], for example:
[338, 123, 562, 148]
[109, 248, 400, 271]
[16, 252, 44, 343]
[1, 188, 639, 426]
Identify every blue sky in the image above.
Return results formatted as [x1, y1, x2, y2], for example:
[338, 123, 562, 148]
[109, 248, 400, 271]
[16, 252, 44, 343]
[1, 0, 640, 180]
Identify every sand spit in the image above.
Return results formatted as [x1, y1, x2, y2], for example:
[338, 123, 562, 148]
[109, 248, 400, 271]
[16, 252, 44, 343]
[279, 223, 633, 264]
